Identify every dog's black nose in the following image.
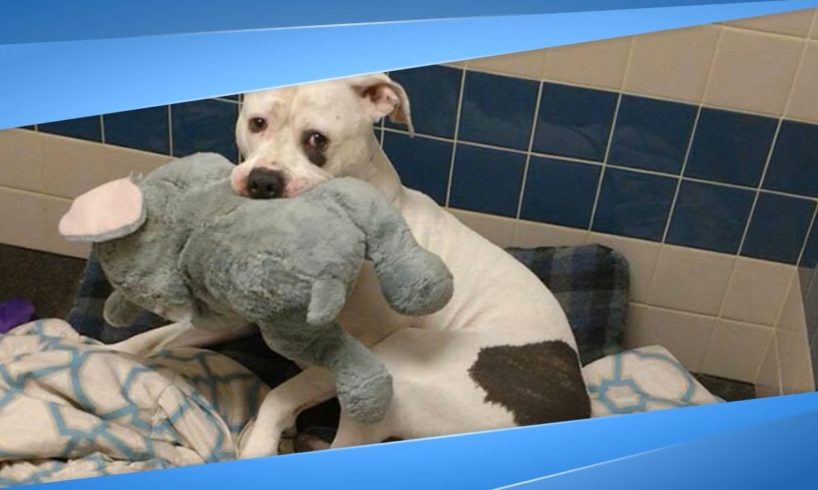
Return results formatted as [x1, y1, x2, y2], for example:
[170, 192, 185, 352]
[246, 167, 284, 199]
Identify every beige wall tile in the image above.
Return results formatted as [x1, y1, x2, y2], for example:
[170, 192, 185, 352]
[727, 9, 814, 37]
[512, 220, 588, 248]
[812, 10, 818, 39]
[588, 232, 660, 303]
[755, 335, 782, 397]
[786, 43, 818, 123]
[648, 245, 735, 315]
[701, 320, 773, 383]
[721, 258, 796, 326]
[0, 187, 47, 251]
[624, 26, 720, 103]
[41, 195, 91, 259]
[542, 37, 631, 90]
[0, 129, 44, 192]
[777, 277, 807, 332]
[625, 303, 717, 371]
[39, 133, 172, 199]
[0, 131, 168, 257]
[705, 29, 802, 115]
[448, 208, 516, 247]
[466, 49, 546, 79]
[777, 328, 815, 393]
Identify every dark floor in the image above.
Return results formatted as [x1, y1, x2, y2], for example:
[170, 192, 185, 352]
[0, 243, 86, 318]
[693, 372, 756, 402]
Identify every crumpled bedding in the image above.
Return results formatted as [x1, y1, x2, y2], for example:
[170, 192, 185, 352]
[0, 319, 723, 487]
[0, 319, 267, 487]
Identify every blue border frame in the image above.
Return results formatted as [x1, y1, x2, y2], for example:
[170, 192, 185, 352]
[2, 0, 817, 128]
[4, 2, 818, 488]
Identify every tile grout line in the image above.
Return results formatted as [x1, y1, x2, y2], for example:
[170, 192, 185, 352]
[736, 31, 809, 259]
[586, 94, 622, 232]
[772, 332, 784, 395]
[796, 205, 818, 266]
[703, 27, 744, 323]
[628, 301, 766, 327]
[167, 105, 174, 156]
[752, 333, 776, 389]
[771, 271, 799, 331]
[735, 119, 783, 258]
[617, 37, 637, 92]
[659, 105, 702, 245]
[98, 115, 106, 145]
[662, 24, 724, 248]
[786, 31, 817, 267]
[586, 36, 636, 234]
[443, 67, 467, 208]
[721, 22, 817, 43]
[513, 81, 545, 221]
[781, 27, 812, 132]
[0, 183, 75, 202]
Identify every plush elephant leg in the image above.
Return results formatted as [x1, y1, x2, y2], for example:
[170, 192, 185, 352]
[258, 321, 392, 424]
[103, 290, 144, 327]
[323, 179, 454, 316]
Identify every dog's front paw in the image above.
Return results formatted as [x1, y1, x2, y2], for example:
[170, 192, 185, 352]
[237, 419, 296, 459]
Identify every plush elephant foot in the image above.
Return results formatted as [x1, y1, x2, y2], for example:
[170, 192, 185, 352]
[103, 291, 144, 327]
[336, 368, 393, 424]
[376, 253, 454, 317]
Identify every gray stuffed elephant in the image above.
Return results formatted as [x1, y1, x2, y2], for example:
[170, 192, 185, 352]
[59, 152, 454, 424]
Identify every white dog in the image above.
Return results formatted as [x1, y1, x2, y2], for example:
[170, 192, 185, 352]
[115, 73, 590, 458]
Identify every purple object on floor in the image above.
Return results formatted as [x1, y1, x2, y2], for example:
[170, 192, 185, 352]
[0, 298, 35, 333]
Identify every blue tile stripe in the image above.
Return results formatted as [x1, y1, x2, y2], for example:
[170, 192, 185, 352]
[20, 65, 818, 265]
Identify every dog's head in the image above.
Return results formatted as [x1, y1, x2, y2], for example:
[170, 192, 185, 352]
[232, 73, 413, 199]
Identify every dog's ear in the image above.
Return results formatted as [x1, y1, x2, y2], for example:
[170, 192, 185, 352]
[59, 176, 147, 242]
[350, 73, 414, 136]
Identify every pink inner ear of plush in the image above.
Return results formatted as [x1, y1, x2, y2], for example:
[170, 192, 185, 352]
[59, 177, 143, 239]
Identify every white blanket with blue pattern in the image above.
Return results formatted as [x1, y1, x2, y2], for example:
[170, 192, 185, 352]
[0, 320, 721, 487]
[0, 319, 268, 487]
[583, 345, 722, 416]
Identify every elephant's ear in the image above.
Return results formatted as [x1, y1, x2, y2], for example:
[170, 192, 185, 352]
[59, 176, 147, 242]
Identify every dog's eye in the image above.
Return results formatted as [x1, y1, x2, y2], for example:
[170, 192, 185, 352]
[305, 131, 328, 149]
[249, 117, 267, 133]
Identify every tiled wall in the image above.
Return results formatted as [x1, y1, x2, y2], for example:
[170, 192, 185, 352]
[3, 9, 818, 395]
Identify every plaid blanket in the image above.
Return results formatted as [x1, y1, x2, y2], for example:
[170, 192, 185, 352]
[506, 244, 629, 365]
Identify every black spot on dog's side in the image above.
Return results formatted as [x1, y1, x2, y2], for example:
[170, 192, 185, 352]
[469, 341, 591, 426]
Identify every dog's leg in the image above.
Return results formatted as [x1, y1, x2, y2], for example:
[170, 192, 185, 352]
[239, 366, 337, 459]
[330, 413, 393, 449]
